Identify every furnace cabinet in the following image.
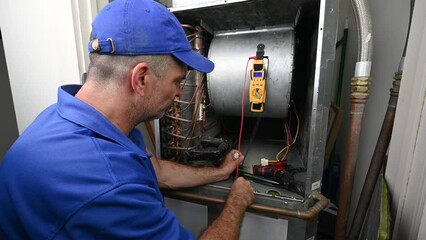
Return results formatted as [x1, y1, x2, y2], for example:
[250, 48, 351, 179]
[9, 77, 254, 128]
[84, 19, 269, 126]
[154, 0, 339, 239]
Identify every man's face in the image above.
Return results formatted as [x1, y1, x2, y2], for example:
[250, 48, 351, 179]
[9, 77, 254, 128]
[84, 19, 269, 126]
[144, 60, 186, 121]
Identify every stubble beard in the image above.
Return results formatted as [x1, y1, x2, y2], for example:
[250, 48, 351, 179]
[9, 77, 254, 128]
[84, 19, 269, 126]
[141, 94, 173, 122]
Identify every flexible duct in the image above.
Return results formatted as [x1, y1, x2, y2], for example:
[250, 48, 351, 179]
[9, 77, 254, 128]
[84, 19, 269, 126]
[335, 0, 373, 239]
[352, 0, 373, 63]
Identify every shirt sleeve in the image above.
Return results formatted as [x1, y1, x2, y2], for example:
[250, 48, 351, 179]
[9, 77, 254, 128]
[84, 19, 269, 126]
[55, 183, 195, 240]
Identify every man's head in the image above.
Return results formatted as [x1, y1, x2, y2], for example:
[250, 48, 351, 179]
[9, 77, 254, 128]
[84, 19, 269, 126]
[88, 0, 214, 73]
[83, 52, 186, 130]
[86, 53, 177, 86]
[80, 0, 215, 132]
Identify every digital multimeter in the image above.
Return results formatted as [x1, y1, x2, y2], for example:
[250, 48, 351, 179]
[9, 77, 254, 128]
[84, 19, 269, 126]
[249, 59, 266, 112]
[249, 43, 267, 112]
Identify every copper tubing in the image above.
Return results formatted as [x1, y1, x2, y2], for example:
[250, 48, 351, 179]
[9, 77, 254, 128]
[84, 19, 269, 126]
[193, 26, 205, 136]
[163, 24, 205, 157]
[348, 72, 401, 239]
[335, 0, 373, 236]
[163, 190, 329, 220]
[335, 91, 369, 240]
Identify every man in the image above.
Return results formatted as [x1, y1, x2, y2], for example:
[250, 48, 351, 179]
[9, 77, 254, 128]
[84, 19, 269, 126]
[0, 0, 254, 239]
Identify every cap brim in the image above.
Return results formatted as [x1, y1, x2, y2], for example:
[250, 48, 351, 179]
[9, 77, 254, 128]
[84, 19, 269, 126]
[172, 50, 215, 73]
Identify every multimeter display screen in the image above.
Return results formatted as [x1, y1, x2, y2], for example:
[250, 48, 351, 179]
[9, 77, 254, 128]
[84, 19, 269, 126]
[253, 72, 263, 78]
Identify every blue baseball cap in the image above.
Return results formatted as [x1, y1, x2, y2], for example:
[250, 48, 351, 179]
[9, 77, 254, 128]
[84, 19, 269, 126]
[88, 0, 214, 73]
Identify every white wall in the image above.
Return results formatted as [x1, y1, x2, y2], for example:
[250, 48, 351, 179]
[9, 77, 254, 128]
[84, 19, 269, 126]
[385, 0, 426, 237]
[0, 0, 153, 145]
[334, 0, 410, 230]
[0, 0, 81, 133]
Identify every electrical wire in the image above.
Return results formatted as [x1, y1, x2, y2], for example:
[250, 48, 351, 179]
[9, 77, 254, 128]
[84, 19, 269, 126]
[270, 122, 291, 163]
[274, 101, 300, 161]
[236, 57, 256, 178]
[291, 101, 300, 145]
[281, 123, 292, 161]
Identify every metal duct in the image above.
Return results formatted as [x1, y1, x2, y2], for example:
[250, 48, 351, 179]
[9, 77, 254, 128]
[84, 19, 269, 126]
[207, 26, 295, 119]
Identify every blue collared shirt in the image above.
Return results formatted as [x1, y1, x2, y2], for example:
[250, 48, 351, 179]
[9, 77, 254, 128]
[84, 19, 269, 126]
[0, 84, 194, 239]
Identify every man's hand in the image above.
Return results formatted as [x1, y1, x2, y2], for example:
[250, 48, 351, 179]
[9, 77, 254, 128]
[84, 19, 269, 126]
[226, 177, 255, 210]
[218, 150, 244, 177]
[150, 148, 246, 189]
[198, 177, 254, 240]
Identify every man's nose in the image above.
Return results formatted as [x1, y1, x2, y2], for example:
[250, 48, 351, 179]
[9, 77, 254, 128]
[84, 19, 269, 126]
[176, 86, 182, 97]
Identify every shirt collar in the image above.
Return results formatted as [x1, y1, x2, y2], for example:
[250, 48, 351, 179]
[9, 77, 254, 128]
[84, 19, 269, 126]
[56, 84, 149, 158]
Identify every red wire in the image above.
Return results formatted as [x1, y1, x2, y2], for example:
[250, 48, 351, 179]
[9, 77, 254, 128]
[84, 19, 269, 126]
[236, 57, 256, 178]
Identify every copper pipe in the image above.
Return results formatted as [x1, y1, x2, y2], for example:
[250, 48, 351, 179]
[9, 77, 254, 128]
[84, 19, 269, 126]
[163, 190, 329, 220]
[165, 131, 201, 140]
[161, 24, 209, 160]
[348, 72, 400, 239]
[335, 0, 373, 236]
[194, 26, 205, 135]
[165, 144, 201, 151]
[164, 114, 194, 123]
[335, 90, 369, 240]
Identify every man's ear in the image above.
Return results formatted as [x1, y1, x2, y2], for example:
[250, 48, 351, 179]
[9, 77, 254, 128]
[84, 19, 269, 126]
[130, 62, 149, 96]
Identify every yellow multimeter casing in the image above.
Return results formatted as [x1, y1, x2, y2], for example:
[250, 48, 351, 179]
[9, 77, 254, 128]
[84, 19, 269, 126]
[249, 59, 266, 112]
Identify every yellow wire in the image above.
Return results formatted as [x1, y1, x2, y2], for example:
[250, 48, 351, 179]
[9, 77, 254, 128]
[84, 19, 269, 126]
[292, 102, 300, 145]
[275, 146, 290, 161]
[275, 101, 300, 161]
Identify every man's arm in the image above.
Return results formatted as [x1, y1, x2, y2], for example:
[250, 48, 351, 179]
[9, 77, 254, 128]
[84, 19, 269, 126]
[149, 148, 242, 189]
[198, 177, 254, 240]
[149, 148, 254, 239]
